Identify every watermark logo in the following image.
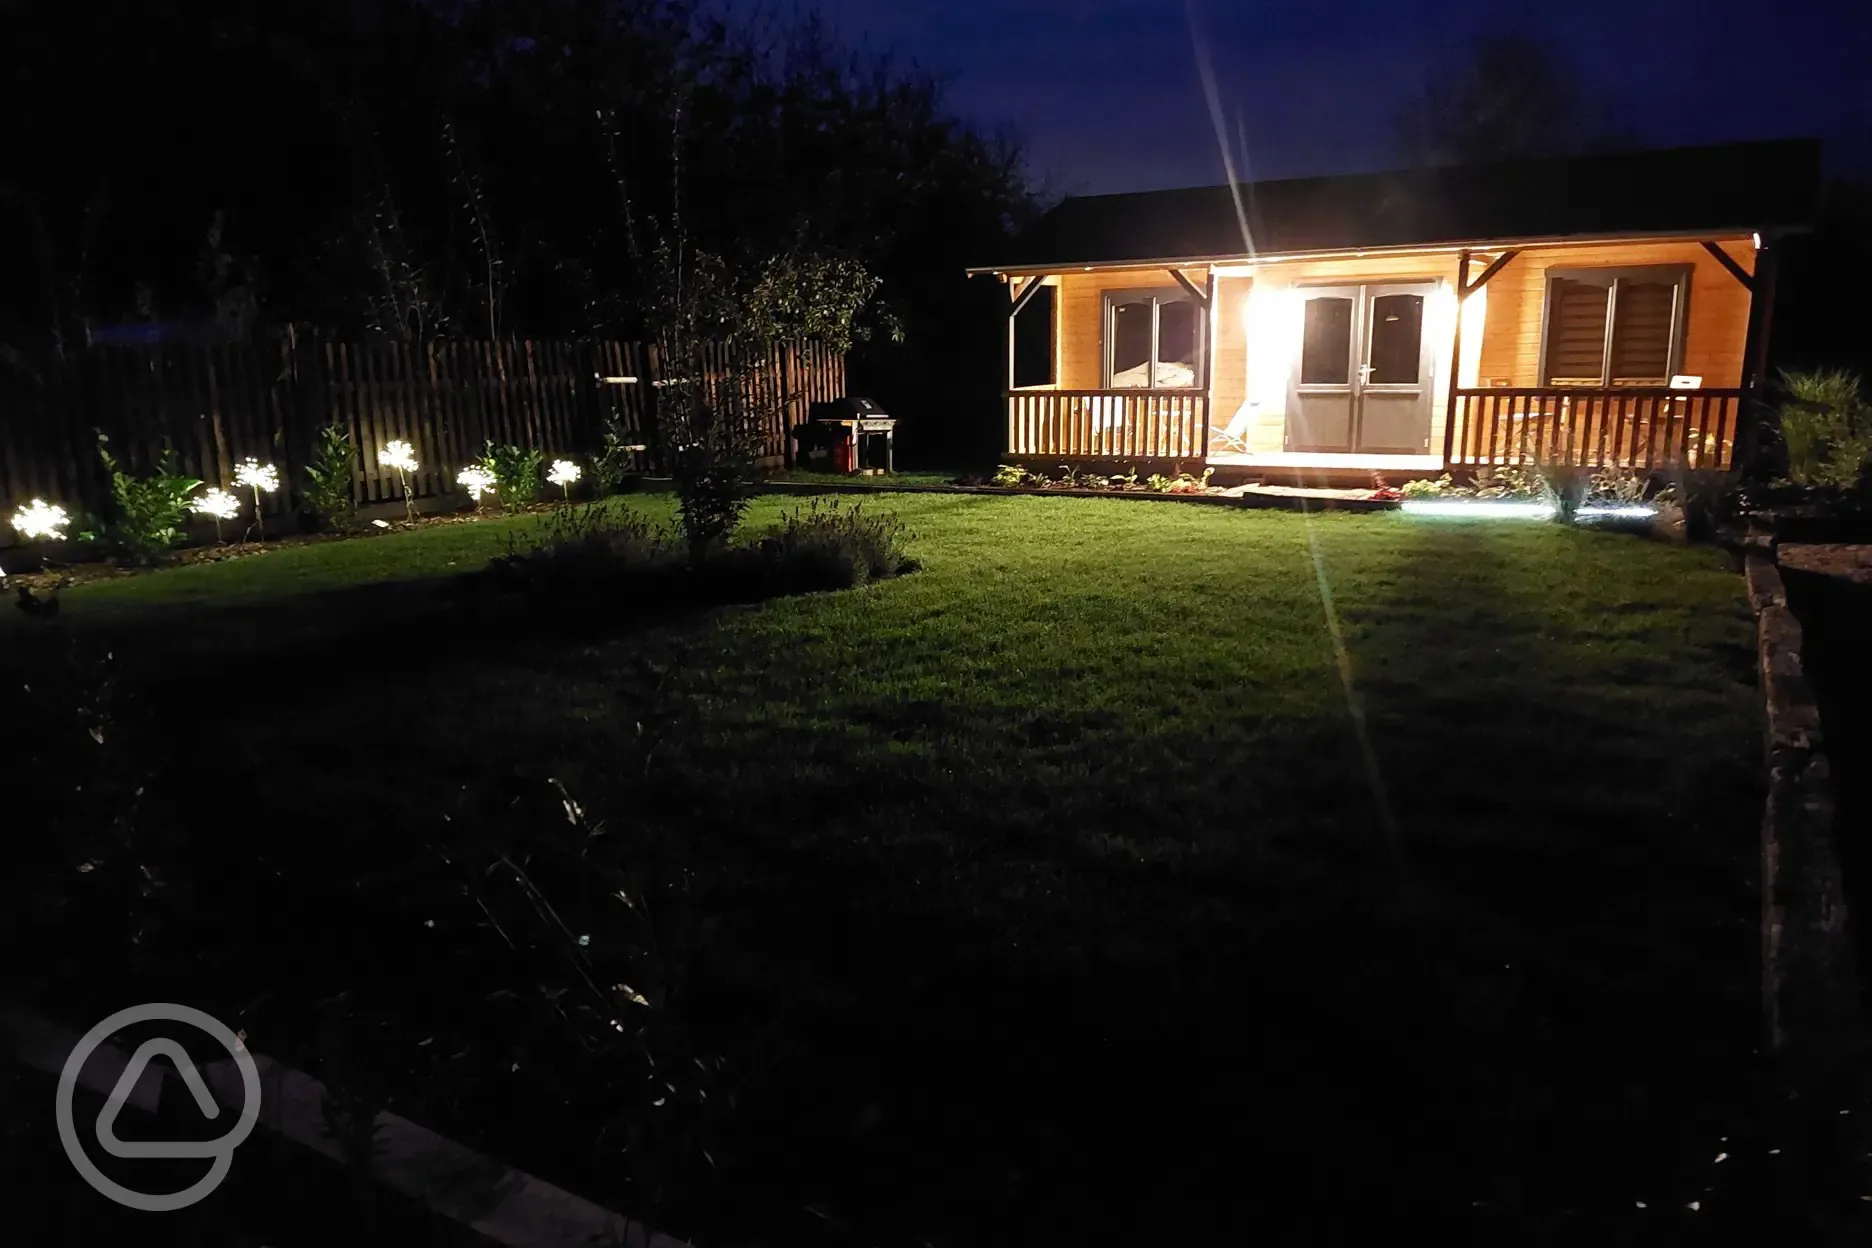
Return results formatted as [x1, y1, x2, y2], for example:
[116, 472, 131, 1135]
[56, 1003, 262, 1212]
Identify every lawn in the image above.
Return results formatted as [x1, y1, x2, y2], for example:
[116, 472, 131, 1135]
[5, 495, 1786, 1242]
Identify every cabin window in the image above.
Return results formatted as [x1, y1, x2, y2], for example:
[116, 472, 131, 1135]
[1103, 288, 1204, 389]
[1541, 266, 1690, 387]
[1012, 284, 1056, 387]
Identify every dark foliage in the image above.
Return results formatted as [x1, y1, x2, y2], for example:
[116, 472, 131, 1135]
[0, 1, 1034, 463]
[483, 498, 917, 611]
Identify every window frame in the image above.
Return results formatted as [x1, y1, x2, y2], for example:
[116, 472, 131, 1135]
[1537, 264, 1692, 388]
[1101, 287, 1206, 391]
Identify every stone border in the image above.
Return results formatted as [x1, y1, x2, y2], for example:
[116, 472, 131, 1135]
[1, 1004, 688, 1248]
[1745, 545, 1858, 1059]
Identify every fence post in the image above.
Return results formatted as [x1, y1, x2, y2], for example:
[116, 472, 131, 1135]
[644, 339, 663, 474]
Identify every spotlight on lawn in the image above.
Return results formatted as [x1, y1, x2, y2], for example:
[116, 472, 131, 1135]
[1400, 500, 1558, 520]
[1574, 504, 1658, 521]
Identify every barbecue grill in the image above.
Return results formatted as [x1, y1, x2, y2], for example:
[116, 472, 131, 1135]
[794, 397, 896, 473]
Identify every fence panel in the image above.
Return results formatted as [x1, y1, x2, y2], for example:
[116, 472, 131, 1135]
[0, 333, 848, 541]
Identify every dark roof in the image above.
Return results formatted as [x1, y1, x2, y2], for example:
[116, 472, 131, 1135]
[978, 139, 1821, 271]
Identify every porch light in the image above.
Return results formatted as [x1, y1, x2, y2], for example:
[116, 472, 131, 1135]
[1401, 500, 1557, 520]
[1752, 232, 1762, 250]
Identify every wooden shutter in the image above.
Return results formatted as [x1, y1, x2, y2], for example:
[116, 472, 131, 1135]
[1608, 279, 1676, 384]
[1544, 278, 1610, 385]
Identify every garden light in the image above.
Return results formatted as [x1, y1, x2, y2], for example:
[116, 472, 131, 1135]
[1400, 500, 1557, 520]
[379, 440, 420, 523]
[233, 459, 280, 495]
[9, 498, 71, 541]
[548, 459, 582, 499]
[1575, 505, 1658, 521]
[190, 486, 242, 543]
[233, 458, 281, 541]
[457, 464, 497, 502]
[379, 440, 419, 473]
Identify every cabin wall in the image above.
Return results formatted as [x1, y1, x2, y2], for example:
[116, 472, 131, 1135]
[1029, 237, 1756, 460]
[1219, 253, 1467, 455]
[1474, 238, 1755, 387]
[1051, 266, 1212, 391]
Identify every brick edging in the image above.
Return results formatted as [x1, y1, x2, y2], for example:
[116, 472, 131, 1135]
[1, 1004, 688, 1247]
[753, 480, 1401, 512]
[1747, 549, 1858, 1060]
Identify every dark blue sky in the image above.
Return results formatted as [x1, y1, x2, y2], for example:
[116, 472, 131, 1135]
[812, 0, 1872, 194]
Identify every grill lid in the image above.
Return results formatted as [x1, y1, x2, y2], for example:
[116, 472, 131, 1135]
[808, 397, 887, 420]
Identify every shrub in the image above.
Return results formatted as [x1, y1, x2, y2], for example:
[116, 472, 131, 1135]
[754, 498, 917, 591]
[302, 423, 357, 530]
[591, 417, 645, 497]
[991, 464, 1027, 488]
[1776, 369, 1871, 489]
[482, 498, 917, 608]
[482, 442, 544, 510]
[1588, 466, 1650, 504]
[83, 436, 202, 564]
[487, 502, 676, 593]
[1401, 474, 1452, 499]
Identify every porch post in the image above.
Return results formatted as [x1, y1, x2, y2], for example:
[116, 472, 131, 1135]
[1005, 277, 1017, 458]
[1737, 238, 1782, 472]
[1442, 249, 1470, 466]
[1200, 271, 1216, 461]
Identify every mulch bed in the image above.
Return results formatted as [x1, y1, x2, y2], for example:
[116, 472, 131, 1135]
[2, 507, 536, 594]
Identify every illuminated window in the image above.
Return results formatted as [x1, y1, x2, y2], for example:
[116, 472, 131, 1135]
[1541, 266, 1690, 387]
[1103, 289, 1205, 389]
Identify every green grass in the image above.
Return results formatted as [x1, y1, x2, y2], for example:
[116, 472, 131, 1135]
[8, 496, 1777, 1241]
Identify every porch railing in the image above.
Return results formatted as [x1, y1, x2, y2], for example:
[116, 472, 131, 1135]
[1448, 387, 1745, 471]
[1006, 389, 1209, 461]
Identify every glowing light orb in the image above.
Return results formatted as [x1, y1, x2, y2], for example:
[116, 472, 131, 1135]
[233, 458, 281, 493]
[547, 459, 582, 488]
[9, 498, 70, 541]
[189, 487, 242, 520]
[379, 440, 419, 473]
[457, 465, 497, 499]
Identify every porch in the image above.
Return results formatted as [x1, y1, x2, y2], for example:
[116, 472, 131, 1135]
[1004, 384, 1745, 474]
[997, 234, 1771, 479]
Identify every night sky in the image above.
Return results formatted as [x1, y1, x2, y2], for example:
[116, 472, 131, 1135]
[812, 0, 1872, 194]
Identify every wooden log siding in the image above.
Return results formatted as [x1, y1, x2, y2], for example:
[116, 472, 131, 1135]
[1447, 387, 1744, 471]
[1006, 389, 1208, 461]
[0, 335, 845, 537]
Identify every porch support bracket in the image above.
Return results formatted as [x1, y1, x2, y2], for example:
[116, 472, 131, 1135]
[1009, 274, 1050, 318]
[1702, 241, 1756, 292]
[1462, 248, 1520, 295]
[1167, 269, 1211, 309]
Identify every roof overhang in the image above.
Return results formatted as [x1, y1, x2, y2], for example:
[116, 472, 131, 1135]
[967, 226, 1785, 278]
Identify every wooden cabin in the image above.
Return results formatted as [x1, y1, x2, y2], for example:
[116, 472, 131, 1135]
[973, 140, 1820, 482]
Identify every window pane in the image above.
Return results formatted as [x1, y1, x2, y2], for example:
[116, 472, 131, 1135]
[1609, 279, 1676, 384]
[1545, 278, 1610, 384]
[1110, 300, 1153, 388]
[1300, 296, 1353, 385]
[1156, 299, 1199, 388]
[1366, 293, 1424, 384]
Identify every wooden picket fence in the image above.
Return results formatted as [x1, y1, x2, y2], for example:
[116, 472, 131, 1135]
[0, 333, 846, 539]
